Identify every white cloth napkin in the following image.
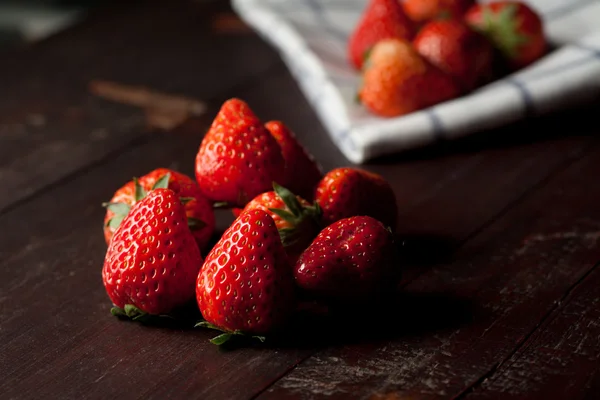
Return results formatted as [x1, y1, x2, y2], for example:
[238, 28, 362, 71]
[231, 0, 600, 163]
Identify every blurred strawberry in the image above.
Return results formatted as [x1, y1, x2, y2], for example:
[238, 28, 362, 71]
[358, 38, 460, 117]
[348, 0, 416, 70]
[402, 0, 475, 23]
[465, 1, 546, 70]
[413, 19, 495, 91]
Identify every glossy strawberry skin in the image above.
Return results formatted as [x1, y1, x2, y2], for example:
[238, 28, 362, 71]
[238, 189, 321, 265]
[196, 209, 296, 335]
[315, 167, 398, 230]
[348, 0, 416, 70]
[103, 168, 215, 251]
[359, 38, 460, 117]
[465, 1, 545, 70]
[413, 19, 495, 91]
[102, 189, 203, 315]
[265, 121, 322, 201]
[402, 0, 475, 23]
[295, 216, 399, 302]
[194, 98, 286, 207]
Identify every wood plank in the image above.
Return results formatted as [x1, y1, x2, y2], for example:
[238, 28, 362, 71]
[258, 127, 600, 400]
[1, 98, 598, 399]
[0, 0, 282, 214]
[463, 264, 600, 399]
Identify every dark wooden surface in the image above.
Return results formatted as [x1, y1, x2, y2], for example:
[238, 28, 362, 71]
[1, 1, 599, 399]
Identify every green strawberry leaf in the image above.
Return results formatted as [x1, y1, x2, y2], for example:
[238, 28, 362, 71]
[111, 304, 176, 324]
[269, 208, 297, 223]
[134, 177, 147, 202]
[180, 197, 195, 205]
[195, 320, 266, 346]
[213, 201, 232, 209]
[152, 173, 171, 190]
[272, 182, 303, 217]
[104, 202, 131, 215]
[106, 214, 126, 230]
[187, 217, 206, 231]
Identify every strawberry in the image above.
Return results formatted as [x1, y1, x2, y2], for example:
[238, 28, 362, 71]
[358, 38, 460, 117]
[465, 1, 546, 70]
[315, 167, 398, 230]
[348, 0, 416, 70]
[402, 0, 475, 23]
[103, 168, 215, 252]
[294, 216, 399, 303]
[102, 189, 203, 318]
[413, 19, 495, 91]
[237, 183, 322, 265]
[195, 208, 296, 344]
[265, 121, 322, 201]
[194, 98, 286, 208]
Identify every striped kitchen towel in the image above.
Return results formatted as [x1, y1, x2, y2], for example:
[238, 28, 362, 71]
[231, 0, 600, 163]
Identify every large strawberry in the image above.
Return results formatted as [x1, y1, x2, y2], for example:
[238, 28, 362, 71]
[413, 19, 495, 91]
[348, 0, 416, 70]
[265, 121, 322, 201]
[103, 168, 215, 252]
[402, 0, 475, 23]
[236, 183, 322, 265]
[195, 209, 296, 344]
[294, 216, 399, 303]
[103, 189, 203, 319]
[195, 98, 286, 208]
[465, 1, 546, 70]
[358, 38, 460, 117]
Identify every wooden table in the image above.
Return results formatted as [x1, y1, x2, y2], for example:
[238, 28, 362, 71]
[2, 1, 600, 399]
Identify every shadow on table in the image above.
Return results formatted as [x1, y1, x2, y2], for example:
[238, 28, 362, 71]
[370, 101, 600, 165]
[271, 290, 475, 350]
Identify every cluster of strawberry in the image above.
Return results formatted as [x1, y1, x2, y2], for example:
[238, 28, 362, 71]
[101, 98, 400, 345]
[350, 0, 546, 117]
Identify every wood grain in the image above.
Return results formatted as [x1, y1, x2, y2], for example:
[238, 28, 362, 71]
[259, 128, 600, 400]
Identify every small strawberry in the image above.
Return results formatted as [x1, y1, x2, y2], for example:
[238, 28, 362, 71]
[358, 38, 460, 117]
[103, 168, 215, 251]
[315, 167, 398, 230]
[237, 183, 322, 265]
[102, 189, 203, 318]
[348, 0, 416, 70]
[402, 0, 475, 23]
[295, 216, 399, 303]
[265, 121, 323, 201]
[413, 19, 495, 91]
[194, 98, 286, 208]
[465, 1, 546, 70]
[195, 209, 296, 344]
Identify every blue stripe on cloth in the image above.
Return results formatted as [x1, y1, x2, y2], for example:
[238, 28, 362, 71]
[543, 0, 599, 21]
[425, 109, 446, 141]
[336, 128, 357, 153]
[507, 80, 536, 116]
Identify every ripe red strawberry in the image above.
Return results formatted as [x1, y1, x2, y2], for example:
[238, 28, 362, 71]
[237, 183, 322, 265]
[103, 168, 215, 252]
[413, 19, 495, 91]
[195, 98, 286, 208]
[402, 0, 475, 23]
[465, 1, 546, 70]
[315, 167, 398, 230]
[265, 121, 322, 201]
[295, 216, 399, 302]
[358, 38, 460, 117]
[195, 208, 296, 344]
[348, 0, 416, 70]
[102, 189, 203, 318]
